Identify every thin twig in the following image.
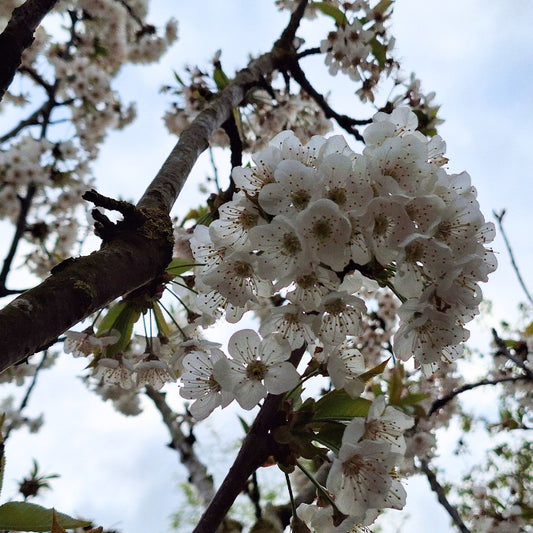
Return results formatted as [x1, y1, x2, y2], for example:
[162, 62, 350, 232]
[144, 387, 215, 504]
[4, 350, 48, 440]
[491, 328, 533, 380]
[428, 375, 530, 416]
[419, 459, 471, 533]
[493, 209, 533, 306]
[0, 185, 36, 295]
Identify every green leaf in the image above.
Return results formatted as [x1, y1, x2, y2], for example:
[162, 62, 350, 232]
[373, 0, 393, 16]
[397, 392, 429, 406]
[313, 2, 348, 26]
[152, 302, 171, 337]
[173, 70, 185, 86]
[96, 302, 140, 356]
[314, 390, 371, 422]
[524, 320, 533, 337]
[369, 37, 388, 68]
[96, 301, 126, 335]
[0, 501, 91, 531]
[358, 358, 390, 382]
[213, 66, 230, 90]
[313, 421, 346, 453]
[165, 257, 195, 277]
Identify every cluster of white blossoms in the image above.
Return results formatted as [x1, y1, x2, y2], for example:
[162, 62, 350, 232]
[296, 395, 414, 531]
[277, 0, 397, 100]
[189, 107, 496, 381]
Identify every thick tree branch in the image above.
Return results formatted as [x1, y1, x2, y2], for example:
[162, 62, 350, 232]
[0, 0, 59, 102]
[0, 201, 173, 373]
[0, 4, 306, 372]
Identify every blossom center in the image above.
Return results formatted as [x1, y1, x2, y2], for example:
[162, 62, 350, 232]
[246, 360, 267, 381]
[282, 232, 302, 256]
[290, 190, 311, 210]
[312, 219, 333, 241]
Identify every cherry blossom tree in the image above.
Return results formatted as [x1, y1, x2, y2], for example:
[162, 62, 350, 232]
[0, 1, 531, 532]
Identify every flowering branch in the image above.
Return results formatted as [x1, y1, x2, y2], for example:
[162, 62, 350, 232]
[192, 345, 306, 533]
[0, 3, 309, 373]
[0, 0, 59, 102]
[419, 459, 471, 533]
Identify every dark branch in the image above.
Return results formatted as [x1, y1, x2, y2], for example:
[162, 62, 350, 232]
[0, 0, 59, 102]
[419, 459, 471, 533]
[0, 185, 36, 296]
[287, 57, 370, 141]
[192, 346, 306, 533]
[428, 375, 530, 416]
[491, 327, 533, 380]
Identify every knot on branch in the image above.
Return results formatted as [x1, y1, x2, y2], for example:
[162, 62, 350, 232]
[83, 189, 144, 242]
[82, 188, 174, 274]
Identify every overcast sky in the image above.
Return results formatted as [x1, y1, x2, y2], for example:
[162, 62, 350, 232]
[3, 2, 533, 532]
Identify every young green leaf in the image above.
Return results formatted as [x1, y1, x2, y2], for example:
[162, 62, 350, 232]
[313, 390, 371, 422]
[0, 501, 91, 532]
[313, 2, 348, 26]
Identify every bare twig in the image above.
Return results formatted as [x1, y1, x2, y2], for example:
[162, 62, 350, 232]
[0, 185, 37, 296]
[419, 459, 471, 533]
[144, 387, 215, 504]
[3, 351, 49, 441]
[491, 328, 533, 380]
[493, 209, 533, 307]
[428, 375, 530, 416]
[287, 57, 370, 141]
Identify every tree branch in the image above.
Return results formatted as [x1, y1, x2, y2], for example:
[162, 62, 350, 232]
[0, 6, 305, 372]
[428, 375, 530, 416]
[0, 185, 37, 296]
[419, 459, 471, 533]
[0, 0, 59, 102]
[286, 57, 370, 141]
[192, 345, 306, 533]
[144, 387, 215, 504]
[493, 209, 533, 307]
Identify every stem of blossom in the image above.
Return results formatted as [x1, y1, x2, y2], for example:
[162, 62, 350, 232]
[295, 459, 338, 511]
[0, 0, 59, 102]
[144, 387, 216, 504]
[493, 210, 533, 307]
[419, 459, 471, 533]
[285, 471, 297, 522]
